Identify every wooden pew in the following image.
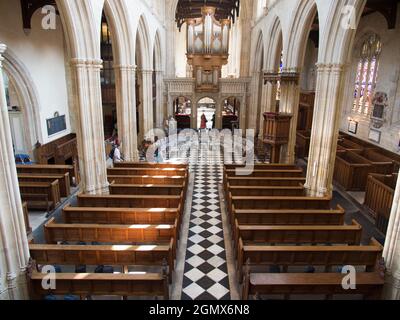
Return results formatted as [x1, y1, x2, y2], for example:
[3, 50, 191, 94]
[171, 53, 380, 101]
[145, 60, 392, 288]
[29, 240, 175, 282]
[20, 181, 61, 211]
[44, 218, 177, 257]
[228, 184, 305, 197]
[63, 205, 180, 225]
[224, 169, 304, 178]
[77, 194, 182, 209]
[237, 237, 383, 280]
[107, 175, 186, 186]
[334, 151, 372, 191]
[22, 202, 32, 235]
[108, 168, 187, 177]
[109, 184, 184, 196]
[224, 164, 298, 170]
[18, 173, 71, 197]
[338, 139, 364, 153]
[354, 150, 394, 175]
[235, 219, 362, 247]
[29, 271, 169, 300]
[242, 271, 384, 300]
[230, 195, 332, 211]
[233, 206, 345, 226]
[114, 162, 188, 169]
[17, 164, 78, 186]
[296, 130, 311, 159]
[364, 174, 397, 231]
[226, 176, 306, 187]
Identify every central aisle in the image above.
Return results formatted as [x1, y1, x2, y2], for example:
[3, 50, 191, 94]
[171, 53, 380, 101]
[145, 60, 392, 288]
[181, 131, 231, 300]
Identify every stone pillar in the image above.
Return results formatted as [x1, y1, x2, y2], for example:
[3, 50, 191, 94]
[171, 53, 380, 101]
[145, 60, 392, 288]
[305, 64, 345, 197]
[192, 100, 198, 130]
[155, 70, 164, 128]
[383, 171, 400, 299]
[71, 58, 109, 194]
[114, 65, 139, 162]
[139, 69, 154, 140]
[0, 44, 30, 300]
[249, 71, 261, 132]
[167, 95, 174, 119]
[279, 72, 300, 164]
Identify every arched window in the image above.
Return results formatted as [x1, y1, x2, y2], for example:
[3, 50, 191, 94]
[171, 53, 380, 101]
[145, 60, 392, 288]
[353, 34, 382, 115]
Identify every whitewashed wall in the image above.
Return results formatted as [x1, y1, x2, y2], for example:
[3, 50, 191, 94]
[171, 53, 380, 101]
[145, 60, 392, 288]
[0, 0, 71, 147]
[340, 9, 400, 153]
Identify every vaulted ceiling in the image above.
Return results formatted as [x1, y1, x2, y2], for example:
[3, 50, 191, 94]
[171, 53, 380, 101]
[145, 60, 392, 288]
[175, 0, 240, 29]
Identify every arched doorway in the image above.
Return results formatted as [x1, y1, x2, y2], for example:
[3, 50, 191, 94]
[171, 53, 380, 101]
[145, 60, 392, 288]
[222, 97, 240, 130]
[197, 97, 216, 130]
[174, 96, 192, 130]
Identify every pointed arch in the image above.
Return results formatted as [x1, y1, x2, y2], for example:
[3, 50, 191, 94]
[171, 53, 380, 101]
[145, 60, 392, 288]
[2, 49, 42, 153]
[264, 15, 283, 72]
[285, 0, 318, 69]
[136, 14, 153, 70]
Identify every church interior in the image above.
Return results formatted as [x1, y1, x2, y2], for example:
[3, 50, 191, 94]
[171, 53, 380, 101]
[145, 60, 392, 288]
[1, 0, 400, 301]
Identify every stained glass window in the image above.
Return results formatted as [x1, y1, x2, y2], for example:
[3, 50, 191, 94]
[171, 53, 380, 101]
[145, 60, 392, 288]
[353, 34, 381, 115]
[276, 51, 283, 101]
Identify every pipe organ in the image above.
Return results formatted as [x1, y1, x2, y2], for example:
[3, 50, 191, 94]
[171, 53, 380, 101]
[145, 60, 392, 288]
[186, 7, 231, 92]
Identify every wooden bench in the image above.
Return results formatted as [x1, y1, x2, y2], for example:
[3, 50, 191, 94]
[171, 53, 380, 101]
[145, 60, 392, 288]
[334, 151, 372, 191]
[230, 195, 332, 211]
[22, 202, 32, 235]
[224, 169, 304, 178]
[44, 218, 177, 257]
[224, 164, 299, 170]
[337, 139, 364, 153]
[29, 240, 175, 283]
[63, 205, 180, 226]
[237, 237, 383, 280]
[225, 176, 306, 187]
[18, 173, 71, 197]
[296, 130, 311, 159]
[20, 181, 61, 211]
[108, 168, 187, 177]
[242, 271, 384, 300]
[77, 194, 183, 210]
[232, 206, 345, 226]
[17, 164, 78, 186]
[235, 219, 362, 247]
[354, 150, 394, 175]
[29, 270, 169, 300]
[227, 184, 305, 197]
[114, 162, 188, 169]
[109, 183, 184, 196]
[107, 175, 187, 186]
[364, 173, 397, 224]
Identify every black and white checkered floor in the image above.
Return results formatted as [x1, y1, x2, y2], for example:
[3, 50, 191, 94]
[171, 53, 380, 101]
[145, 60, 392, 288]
[181, 131, 231, 300]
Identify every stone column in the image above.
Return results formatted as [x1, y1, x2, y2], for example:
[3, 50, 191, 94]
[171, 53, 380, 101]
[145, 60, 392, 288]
[305, 64, 345, 197]
[71, 58, 109, 194]
[279, 71, 300, 164]
[114, 65, 139, 162]
[0, 44, 30, 300]
[155, 70, 164, 128]
[383, 171, 400, 299]
[249, 71, 261, 132]
[139, 69, 154, 140]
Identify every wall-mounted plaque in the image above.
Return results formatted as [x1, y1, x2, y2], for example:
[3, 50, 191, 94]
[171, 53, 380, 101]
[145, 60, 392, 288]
[47, 114, 66, 136]
[348, 120, 358, 134]
[368, 129, 381, 144]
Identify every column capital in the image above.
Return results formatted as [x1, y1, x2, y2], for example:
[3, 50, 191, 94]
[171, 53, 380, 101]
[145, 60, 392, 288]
[70, 58, 103, 68]
[316, 63, 345, 73]
[139, 69, 153, 75]
[0, 43, 6, 66]
[115, 64, 137, 72]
